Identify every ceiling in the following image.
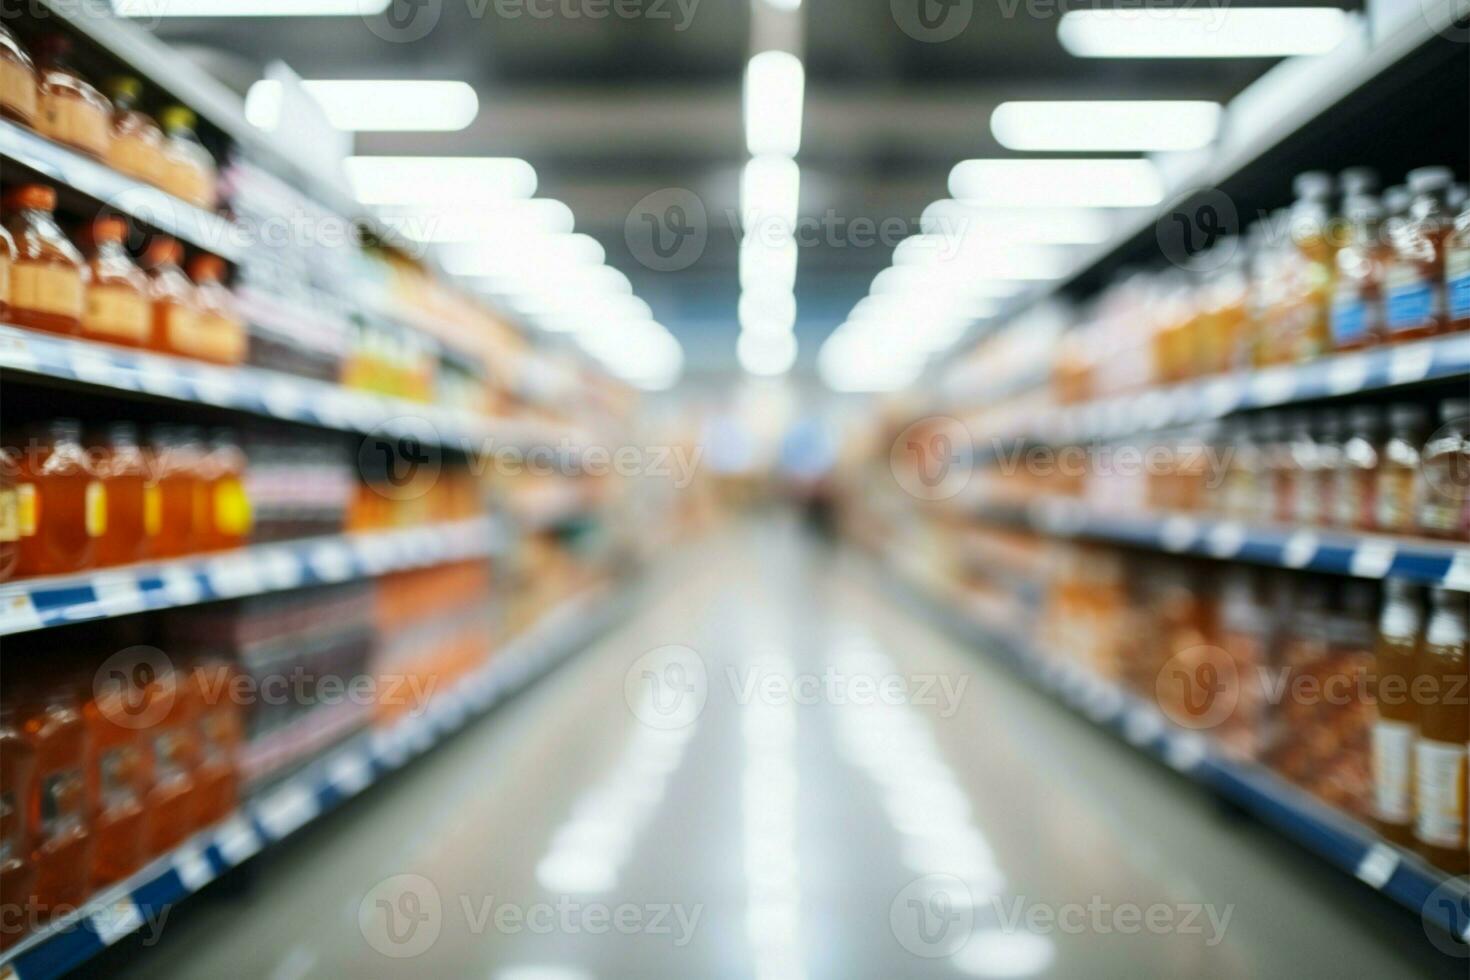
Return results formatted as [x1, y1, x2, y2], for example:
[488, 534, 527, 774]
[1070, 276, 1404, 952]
[148, 0, 1318, 375]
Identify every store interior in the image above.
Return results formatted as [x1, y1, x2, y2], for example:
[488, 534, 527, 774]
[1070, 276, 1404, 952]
[0, 0, 1467, 977]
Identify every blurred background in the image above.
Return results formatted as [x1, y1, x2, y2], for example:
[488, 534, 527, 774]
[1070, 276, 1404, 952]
[0, 0, 1467, 977]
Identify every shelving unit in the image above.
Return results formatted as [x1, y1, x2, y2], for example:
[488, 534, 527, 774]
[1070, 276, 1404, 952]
[891, 563, 1470, 946]
[0, 585, 632, 980]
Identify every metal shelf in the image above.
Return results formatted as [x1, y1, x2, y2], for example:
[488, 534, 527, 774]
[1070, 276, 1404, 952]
[0, 518, 505, 636]
[0, 585, 629, 980]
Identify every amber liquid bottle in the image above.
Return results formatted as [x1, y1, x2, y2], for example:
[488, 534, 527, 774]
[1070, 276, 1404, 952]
[0, 220, 15, 323]
[141, 237, 199, 359]
[33, 34, 108, 159]
[1446, 189, 1470, 332]
[148, 424, 201, 559]
[83, 678, 148, 888]
[0, 23, 38, 127]
[199, 428, 251, 551]
[1414, 587, 1468, 873]
[14, 418, 106, 577]
[79, 215, 150, 349]
[188, 254, 245, 366]
[23, 687, 93, 917]
[143, 668, 197, 856]
[2, 183, 85, 337]
[95, 422, 153, 567]
[1329, 195, 1389, 352]
[0, 700, 37, 951]
[103, 75, 164, 186]
[158, 106, 216, 210]
[1382, 167, 1454, 343]
[1372, 579, 1421, 846]
[188, 660, 241, 829]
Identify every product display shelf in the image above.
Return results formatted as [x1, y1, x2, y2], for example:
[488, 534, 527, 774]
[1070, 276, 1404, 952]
[0, 516, 507, 636]
[973, 334, 1470, 447]
[0, 583, 631, 980]
[0, 119, 241, 262]
[0, 325, 561, 451]
[887, 557, 1470, 946]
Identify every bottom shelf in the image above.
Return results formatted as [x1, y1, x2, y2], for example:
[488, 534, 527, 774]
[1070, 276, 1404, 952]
[0, 584, 633, 980]
[887, 561, 1470, 948]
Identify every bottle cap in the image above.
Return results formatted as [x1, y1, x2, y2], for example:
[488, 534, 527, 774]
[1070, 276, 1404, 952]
[1441, 398, 1469, 424]
[90, 215, 129, 244]
[105, 421, 139, 445]
[1382, 185, 1410, 215]
[1343, 195, 1382, 223]
[1387, 403, 1427, 432]
[1293, 171, 1333, 200]
[4, 183, 56, 212]
[1315, 410, 1344, 440]
[1337, 167, 1379, 197]
[187, 254, 226, 282]
[144, 236, 183, 266]
[106, 75, 143, 104]
[160, 105, 198, 132]
[1383, 577, 1419, 601]
[1406, 166, 1454, 196]
[50, 418, 82, 443]
[1347, 405, 1382, 435]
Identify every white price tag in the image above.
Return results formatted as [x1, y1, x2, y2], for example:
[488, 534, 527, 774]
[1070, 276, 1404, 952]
[1249, 369, 1295, 406]
[307, 543, 353, 582]
[1444, 551, 1470, 591]
[1160, 516, 1198, 552]
[90, 895, 144, 946]
[1350, 541, 1396, 579]
[1354, 843, 1399, 889]
[207, 554, 264, 598]
[257, 784, 318, 838]
[159, 566, 204, 606]
[1164, 734, 1208, 772]
[216, 817, 261, 865]
[70, 347, 118, 386]
[174, 843, 214, 891]
[1206, 522, 1246, 558]
[1123, 710, 1164, 746]
[1282, 532, 1319, 569]
[191, 368, 236, 407]
[1388, 343, 1435, 385]
[91, 572, 146, 617]
[136, 357, 184, 397]
[261, 377, 307, 419]
[328, 750, 373, 795]
[0, 591, 44, 633]
[1326, 354, 1369, 394]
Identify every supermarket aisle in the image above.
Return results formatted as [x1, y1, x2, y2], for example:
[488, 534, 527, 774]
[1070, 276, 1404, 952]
[113, 514, 1457, 979]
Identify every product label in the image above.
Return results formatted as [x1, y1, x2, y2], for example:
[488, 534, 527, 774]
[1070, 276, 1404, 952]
[0, 59, 36, 123]
[84, 286, 150, 343]
[107, 136, 157, 182]
[16, 482, 37, 537]
[1375, 468, 1417, 532]
[1372, 718, 1416, 823]
[1448, 250, 1470, 322]
[143, 482, 162, 538]
[154, 730, 187, 783]
[1329, 296, 1371, 346]
[85, 479, 107, 537]
[165, 305, 197, 354]
[1414, 738, 1467, 848]
[11, 261, 83, 319]
[39, 768, 84, 840]
[38, 91, 107, 156]
[1383, 267, 1439, 332]
[213, 477, 253, 537]
[0, 487, 15, 543]
[0, 252, 10, 312]
[99, 746, 141, 811]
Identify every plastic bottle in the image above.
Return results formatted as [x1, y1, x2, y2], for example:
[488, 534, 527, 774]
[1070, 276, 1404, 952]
[187, 254, 245, 365]
[1417, 398, 1470, 540]
[1286, 412, 1323, 525]
[1383, 167, 1455, 342]
[158, 106, 216, 210]
[103, 75, 164, 186]
[187, 659, 240, 829]
[1445, 185, 1470, 332]
[1414, 587, 1468, 873]
[0, 699, 37, 951]
[1372, 579, 1421, 846]
[94, 422, 153, 567]
[199, 429, 251, 551]
[143, 667, 197, 855]
[0, 448, 17, 582]
[1284, 172, 1336, 363]
[83, 677, 148, 888]
[1312, 411, 1344, 526]
[1329, 195, 1390, 351]
[1336, 406, 1381, 530]
[33, 34, 109, 159]
[78, 215, 149, 349]
[140, 237, 199, 358]
[0, 219, 14, 322]
[2, 183, 85, 336]
[0, 23, 38, 127]
[1375, 404, 1427, 535]
[14, 418, 105, 577]
[1254, 413, 1294, 524]
[148, 424, 202, 559]
[23, 687, 92, 918]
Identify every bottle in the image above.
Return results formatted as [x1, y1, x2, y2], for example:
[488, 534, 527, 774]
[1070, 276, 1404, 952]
[1417, 398, 1470, 540]
[1338, 167, 1379, 200]
[1312, 411, 1344, 526]
[102, 75, 164, 185]
[23, 687, 92, 917]
[141, 237, 199, 358]
[0, 23, 38, 127]
[158, 106, 216, 210]
[143, 667, 197, 855]
[1255, 413, 1294, 524]
[0, 448, 18, 582]
[198, 429, 251, 551]
[1383, 167, 1454, 342]
[14, 418, 106, 577]
[1220, 418, 1260, 520]
[1329, 196, 1390, 352]
[1445, 184, 1470, 332]
[1325, 580, 1379, 818]
[83, 677, 148, 887]
[1284, 172, 1335, 363]
[33, 34, 109, 159]
[2, 183, 85, 336]
[1286, 413, 1323, 525]
[1372, 579, 1421, 846]
[1336, 406, 1381, 530]
[1375, 404, 1426, 534]
[94, 422, 154, 566]
[1414, 587, 1468, 873]
[187, 254, 245, 365]
[0, 218, 16, 323]
[78, 215, 149, 348]
[187, 659, 240, 829]
[0, 700, 37, 951]
[149, 424, 202, 559]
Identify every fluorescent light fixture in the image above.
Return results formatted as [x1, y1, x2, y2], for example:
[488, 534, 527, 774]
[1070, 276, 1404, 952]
[991, 100, 1220, 152]
[919, 201, 1112, 245]
[738, 330, 797, 376]
[1058, 7, 1350, 59]
[744, 50, 804, 156]
[869, 266, 1027, 299]
[378, 199, 574, 242]
[739, 289, 797, 334]
[891, 237, 1072, 280]
[114, 0, 387, 15]
[759, 0, 801, 9]
[440, 234, 605, 276]
[741, 155, 801, 235]
[246, 80, 478, 132]
[949, 159, 1164, 208]
[346, 157, 536, 206]
[740, 235, 799, 291]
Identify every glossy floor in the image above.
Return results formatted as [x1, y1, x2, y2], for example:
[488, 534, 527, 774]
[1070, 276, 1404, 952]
[111, 515, 1461, 978]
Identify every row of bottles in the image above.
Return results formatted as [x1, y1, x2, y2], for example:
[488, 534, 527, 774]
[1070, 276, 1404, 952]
[0, 184, 244, 364]
[0, 27, 217, 209]
[0, 419, 251, 581]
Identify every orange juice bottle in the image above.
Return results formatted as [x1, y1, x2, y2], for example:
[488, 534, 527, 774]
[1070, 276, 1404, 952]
[2, 183, 85, 337]
[23, 686, 92, 918]
[187, 255, 245, 365]
[199, 429, 251, 551]
[159, 106, 216, 210]
[148, 424, 202, 559]
[83, 678, 149, 887]
[187, 659, 240, 829]
[143, 667, 197, 855]
[78, 215, 150, 349]
[1372, 579, 1422, 846]
[95, 422, 154, 567]
[1383, 167, 1454, 343]
[14, 418, 106, 577]
[0, 698, 37, 951]
[141, 237, 200, 359]
[0, 23, 38, 128]
[33, 34, 109, 159]
[103, 76, 164, 186]
[1414, 587, 1468, 873]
